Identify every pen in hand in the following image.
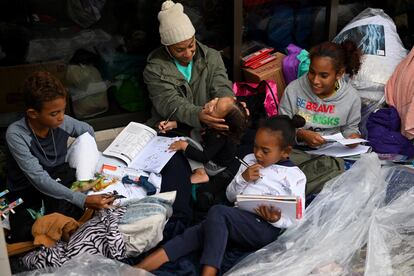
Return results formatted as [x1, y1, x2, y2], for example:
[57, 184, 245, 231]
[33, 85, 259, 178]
[235, 156, 263, 179]
[235, 156, 249, 168]
[164, 107, 178, 126]
[158, 107, 178, 134]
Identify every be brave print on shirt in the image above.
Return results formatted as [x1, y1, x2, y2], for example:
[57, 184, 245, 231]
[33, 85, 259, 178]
[295, 97, 340, 128]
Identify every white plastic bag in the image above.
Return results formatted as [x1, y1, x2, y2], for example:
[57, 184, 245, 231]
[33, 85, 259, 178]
[66, 64, 109, 119]
[333, 8, 408, 86]
[26, 29, 111, 63]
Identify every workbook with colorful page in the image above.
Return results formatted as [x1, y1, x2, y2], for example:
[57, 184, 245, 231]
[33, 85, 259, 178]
[103, 122, 179, 173]
[235, 194, 303, 220]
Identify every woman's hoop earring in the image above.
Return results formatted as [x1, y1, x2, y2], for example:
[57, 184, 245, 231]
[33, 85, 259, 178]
[335, 80, 340, 91]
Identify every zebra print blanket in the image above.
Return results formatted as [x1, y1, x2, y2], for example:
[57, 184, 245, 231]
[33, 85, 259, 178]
[23, 207, 127, 269]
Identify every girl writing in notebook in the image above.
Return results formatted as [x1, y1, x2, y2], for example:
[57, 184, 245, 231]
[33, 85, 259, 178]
[136, 115, 307, 276]
[161, 96, 249, 184]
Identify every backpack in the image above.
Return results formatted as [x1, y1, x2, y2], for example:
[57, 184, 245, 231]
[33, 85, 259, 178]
[290, 149, 345, 195]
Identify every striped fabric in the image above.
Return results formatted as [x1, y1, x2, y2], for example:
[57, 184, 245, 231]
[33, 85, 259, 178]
[23, 207, 127, 269]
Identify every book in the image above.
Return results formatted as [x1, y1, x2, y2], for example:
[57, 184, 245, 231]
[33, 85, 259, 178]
[235, 194, 303, 220]
[102, 122, 178, 173]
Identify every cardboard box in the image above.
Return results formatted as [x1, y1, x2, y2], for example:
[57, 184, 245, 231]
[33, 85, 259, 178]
[0, 61, 67, 113]
[242, 52, 286, 100]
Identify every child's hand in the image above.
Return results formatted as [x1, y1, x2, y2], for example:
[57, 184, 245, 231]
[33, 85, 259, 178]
[255, 205, 281, 223]
[241, 163, 263, 182]
[346, 133, 362, 148]
[169, 140, 189, 151]
[297, 129, 326, 148]
[84, 194, 114, 210]
[158, 120, 177, 133]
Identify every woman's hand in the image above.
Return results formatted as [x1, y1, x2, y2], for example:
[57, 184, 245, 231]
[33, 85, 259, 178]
[199, 108, 228, 131]
[297, 129, 326, 148]
[169, 140, 189, 151]
[84, 194, 114, 210]
[346, 133, 362, 148]
[255, 205, 281, 223]
[158, 120, 177, 133]
[241, 163, 263, 182]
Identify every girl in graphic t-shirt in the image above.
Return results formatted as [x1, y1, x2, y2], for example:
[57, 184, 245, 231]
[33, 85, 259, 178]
[279, 40, 363, 148]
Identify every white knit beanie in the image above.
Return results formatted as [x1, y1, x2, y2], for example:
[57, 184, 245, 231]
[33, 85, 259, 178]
[158, 0, 195, 46]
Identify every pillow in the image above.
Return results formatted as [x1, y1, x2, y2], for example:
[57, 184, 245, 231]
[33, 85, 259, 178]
[66, 132, 99, 181]
[118, 191, 176, 256]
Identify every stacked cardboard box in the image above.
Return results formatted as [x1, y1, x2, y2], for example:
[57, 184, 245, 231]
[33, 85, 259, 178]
[0, 61, 67, 113]
[242, 52, 286, 100]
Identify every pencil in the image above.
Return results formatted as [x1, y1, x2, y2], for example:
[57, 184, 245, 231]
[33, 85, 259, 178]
[235, 156, 263, 179]
[158, 107, 178, 134]
[164, 107, 178, 125]
[235, 156, 249, 167]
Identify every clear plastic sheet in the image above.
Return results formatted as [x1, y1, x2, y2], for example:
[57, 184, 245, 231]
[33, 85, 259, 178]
[15, 253, 153, 276]
[365, 167, 414, 276]
[226, 153, 388, 275]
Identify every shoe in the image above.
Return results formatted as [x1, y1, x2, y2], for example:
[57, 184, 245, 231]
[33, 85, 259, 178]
[204, 161, 226, 176]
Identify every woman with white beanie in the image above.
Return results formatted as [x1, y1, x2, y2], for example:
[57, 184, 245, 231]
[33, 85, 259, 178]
[144, 0, 235, 134]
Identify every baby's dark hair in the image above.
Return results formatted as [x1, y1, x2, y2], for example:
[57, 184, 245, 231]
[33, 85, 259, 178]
[225, 99, 249, 143]
[22, 71, 67, 111]
[260, 114, 306, 149]
[309, 40, 362, 77]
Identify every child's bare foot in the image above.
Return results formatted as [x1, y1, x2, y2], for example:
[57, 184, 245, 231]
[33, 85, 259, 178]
[191, 168, 209, 184]
[135, 248, 169, 271]
[201, 265, 218, 276]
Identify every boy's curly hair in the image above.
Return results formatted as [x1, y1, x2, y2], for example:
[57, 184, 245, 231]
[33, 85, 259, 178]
[225, 99, 249, 143]
[22, 71, 67, 111]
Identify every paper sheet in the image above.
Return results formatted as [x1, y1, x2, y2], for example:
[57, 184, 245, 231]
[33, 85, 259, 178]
[322, 133, 368, 146]
[88, 180, 147, 204]
[129, 136, 180, 173]
[305, 142, 371, 157]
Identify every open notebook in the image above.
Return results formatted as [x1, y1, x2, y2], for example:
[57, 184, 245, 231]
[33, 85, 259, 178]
[103, 122, 180, 173]
[236, 194, 303, 220]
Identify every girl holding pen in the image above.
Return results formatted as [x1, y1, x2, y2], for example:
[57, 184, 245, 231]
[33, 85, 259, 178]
[136, 115, 307, 276]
